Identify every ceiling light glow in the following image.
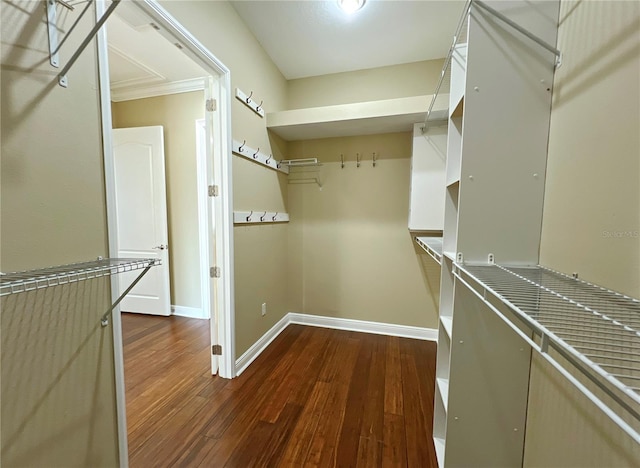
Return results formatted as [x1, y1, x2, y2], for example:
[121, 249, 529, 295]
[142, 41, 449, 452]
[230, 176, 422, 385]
[338, 0, 366, 14]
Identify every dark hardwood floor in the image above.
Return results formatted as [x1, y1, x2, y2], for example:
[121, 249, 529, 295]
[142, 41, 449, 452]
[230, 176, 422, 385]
[122, 313, 438, 467]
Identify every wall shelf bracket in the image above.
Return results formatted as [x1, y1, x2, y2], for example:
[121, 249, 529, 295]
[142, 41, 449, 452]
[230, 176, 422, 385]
[46, 0, 121, 88]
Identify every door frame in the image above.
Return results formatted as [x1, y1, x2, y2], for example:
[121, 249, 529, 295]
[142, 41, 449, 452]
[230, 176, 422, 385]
[95, 1, 236, 465]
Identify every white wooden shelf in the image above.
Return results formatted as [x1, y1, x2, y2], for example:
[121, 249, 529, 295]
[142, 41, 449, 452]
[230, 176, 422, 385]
[440, 316, 453, 338]
[416, 236, 443, 265]
[267, 95, 448, 141]
[434, 437, 446, 467]
[455, 263, 640, 443]
[437, 377, 450, 409]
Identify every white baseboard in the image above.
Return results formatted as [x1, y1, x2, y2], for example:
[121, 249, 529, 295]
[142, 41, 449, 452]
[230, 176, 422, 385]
[235, 313, 290, 376]
[235, 312, 438, 376]
[288, 313, 438, 341]
[171, 305, 208, 320]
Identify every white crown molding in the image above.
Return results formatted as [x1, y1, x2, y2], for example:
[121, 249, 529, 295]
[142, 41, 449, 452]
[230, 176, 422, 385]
[235, 312, 438, 375]
[110, 77, 206, 102]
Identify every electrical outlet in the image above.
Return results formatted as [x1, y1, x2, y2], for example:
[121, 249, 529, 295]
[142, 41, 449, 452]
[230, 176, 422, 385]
[261, 303, 267, 316]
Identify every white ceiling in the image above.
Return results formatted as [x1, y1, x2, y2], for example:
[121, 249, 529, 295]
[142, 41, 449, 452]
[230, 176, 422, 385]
[229, 0, 466, 79]
[106, 3, 207, 101]
[106, 0, 464, 100]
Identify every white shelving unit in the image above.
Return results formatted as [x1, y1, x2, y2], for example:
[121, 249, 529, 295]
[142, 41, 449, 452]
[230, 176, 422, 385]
[409, 122, 447, 231]
[432, 1, 563, 466]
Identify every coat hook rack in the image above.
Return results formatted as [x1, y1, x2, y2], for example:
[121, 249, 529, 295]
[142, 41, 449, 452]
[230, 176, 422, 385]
[356, 153, 361, 168]
[47, 0, 121, 87]
[232, 139, 288, 174]
[234, 211, 290, 224]
[235, 88, 265, 117]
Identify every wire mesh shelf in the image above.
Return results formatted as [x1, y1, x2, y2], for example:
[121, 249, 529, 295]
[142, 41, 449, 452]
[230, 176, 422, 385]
[0, 258, 160, 297]
[456, 263, 640, 441]
[416, 236, 443, 265]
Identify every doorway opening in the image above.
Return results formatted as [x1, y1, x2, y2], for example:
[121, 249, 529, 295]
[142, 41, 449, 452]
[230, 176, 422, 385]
[95, 0, 235, 464]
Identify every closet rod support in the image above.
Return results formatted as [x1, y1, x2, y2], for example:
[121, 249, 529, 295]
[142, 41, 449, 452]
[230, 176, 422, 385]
[101, 263, 152, 327]
[57, 0, 121, 87]
[422, 0, 472, 132]
[473, 0, 562, 66]
[51, 0, 95, 56]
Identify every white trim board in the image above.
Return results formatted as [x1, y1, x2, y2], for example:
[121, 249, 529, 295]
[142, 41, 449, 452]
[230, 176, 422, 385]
[235, 313, 290, 376]
[235, 312, 438, 375]
[289, 313, 438, 341]
[97, 0, 235, 464]
[171, 305, 207, 320]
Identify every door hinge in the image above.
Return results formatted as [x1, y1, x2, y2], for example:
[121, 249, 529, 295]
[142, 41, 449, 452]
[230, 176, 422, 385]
[208, 185, 219, 197]
[212, 344, 222, 355]
[210, 266, 221, 278]
[206, 98, 217, 112]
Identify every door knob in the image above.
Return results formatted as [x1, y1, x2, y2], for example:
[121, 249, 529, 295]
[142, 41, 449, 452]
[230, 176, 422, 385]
[153, 244, 168, 250]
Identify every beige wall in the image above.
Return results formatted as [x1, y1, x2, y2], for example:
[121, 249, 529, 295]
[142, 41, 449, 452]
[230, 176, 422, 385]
[112, 91, 205, 311]
[1, 1, 118, 465]
[159, 0, 289, 357]
[527, 1, 640, 465]
[540, 0, 640, 299]
[287, 133, 440, 328]
[287, 59, 444, 109]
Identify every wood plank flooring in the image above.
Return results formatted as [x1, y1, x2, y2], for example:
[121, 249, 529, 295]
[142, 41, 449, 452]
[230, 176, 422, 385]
[122, 313, 438, 467]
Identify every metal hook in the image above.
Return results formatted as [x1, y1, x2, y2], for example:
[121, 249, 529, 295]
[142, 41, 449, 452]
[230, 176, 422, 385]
[253, 148, 260, 159]
[357, 153, 361, 168]
[272, 212, 278, 221]
[260, 211, 267, 222]
[246, 91, 253, 103]
[256, 100, 263, 112]
[277, 161, 281, 169]
[373, 152, 377, 168]
[266, 154, 272, 164]
[246, 211, 253, 222]
[341, 154, 344, 169]
[239, 140, 246, 153]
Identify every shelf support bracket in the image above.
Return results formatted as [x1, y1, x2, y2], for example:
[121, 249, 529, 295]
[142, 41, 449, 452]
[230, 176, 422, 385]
[101, 263, 153, 327]
[47, 0, 121, 87]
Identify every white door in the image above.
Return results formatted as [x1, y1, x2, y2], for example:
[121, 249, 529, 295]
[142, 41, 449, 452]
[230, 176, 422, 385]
[204, 77, 220, 374]
[113, 126, 171, 316]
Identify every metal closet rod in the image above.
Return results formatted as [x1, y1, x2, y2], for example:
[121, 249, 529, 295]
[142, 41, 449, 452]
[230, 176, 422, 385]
[422, 0, 472, 132]
[474, 0, 562, 61]
[422, 0, 562, 132]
